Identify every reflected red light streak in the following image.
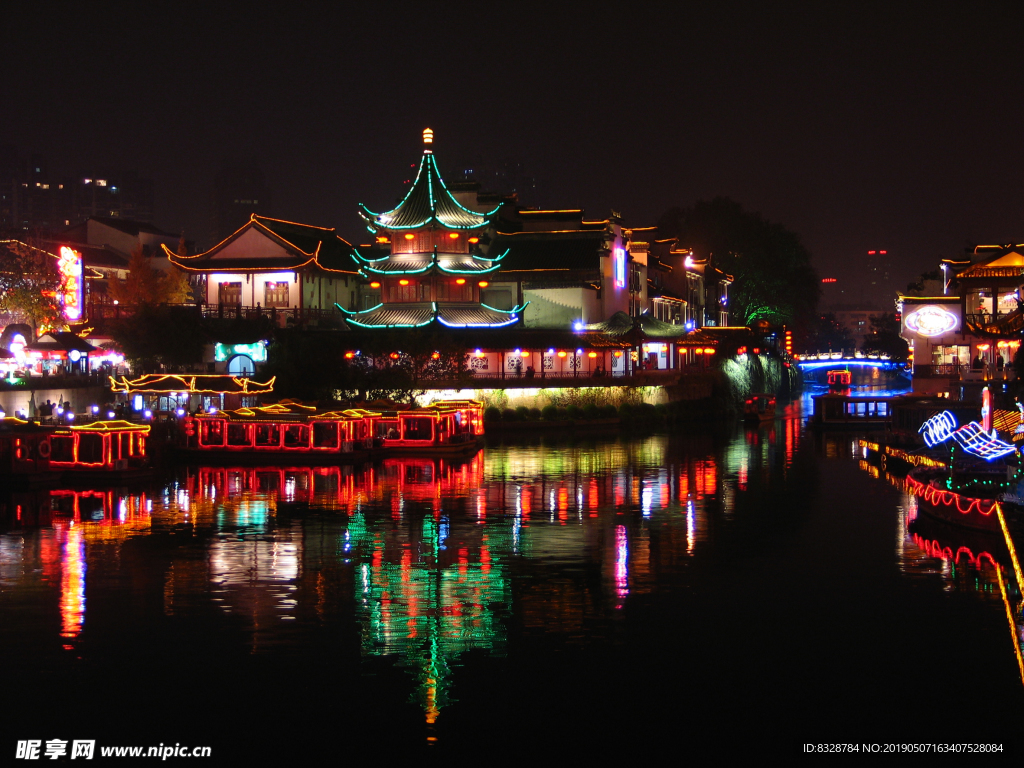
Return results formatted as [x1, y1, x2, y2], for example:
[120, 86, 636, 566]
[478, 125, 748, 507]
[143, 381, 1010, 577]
[615, 525, 628, 606]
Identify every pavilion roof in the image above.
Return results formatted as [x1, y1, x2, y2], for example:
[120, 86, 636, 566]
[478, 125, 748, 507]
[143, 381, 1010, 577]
[25, 332, 98, 354]
[109, 373, 276, 395]
[338, 301, 527, 329]
[488, 230, 607, 273]
[351, 249, 506, 276]
[581, 311, 720, 344]
[163, 215, 358, 275]
[957, 249, 1024, 280]
[359, 151, 500, 232]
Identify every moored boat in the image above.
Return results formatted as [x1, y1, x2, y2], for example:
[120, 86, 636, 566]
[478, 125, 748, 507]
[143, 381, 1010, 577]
[743, 394, 776, 423]
[0, 417, 154, 485]
[179, 399, 486, 461]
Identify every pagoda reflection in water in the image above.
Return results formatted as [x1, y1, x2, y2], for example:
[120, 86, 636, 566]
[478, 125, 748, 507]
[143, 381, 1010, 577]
[0, 432, 798, 721]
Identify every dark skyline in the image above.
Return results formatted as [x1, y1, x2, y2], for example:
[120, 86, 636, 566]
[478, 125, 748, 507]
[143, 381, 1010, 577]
[6, 5, 1024, 298]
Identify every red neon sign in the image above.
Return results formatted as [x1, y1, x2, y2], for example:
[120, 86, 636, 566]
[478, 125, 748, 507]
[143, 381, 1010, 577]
[58, 246, 83, 321]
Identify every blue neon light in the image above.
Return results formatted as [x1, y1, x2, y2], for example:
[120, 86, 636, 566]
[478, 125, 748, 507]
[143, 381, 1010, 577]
[917, 409, 1016, 460]
[798, 360, 897, 370]
[919, 411, 957, 447]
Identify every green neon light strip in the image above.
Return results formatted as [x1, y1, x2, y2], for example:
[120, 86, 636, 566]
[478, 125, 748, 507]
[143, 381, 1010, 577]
[346, 315, 435, 329]
[473, 249, 508, 261]
[429, 155, 502, 217]
[335, 301, 384, 316]
[357, 152, 495, 231]
[348, 252, 387, 268]
[361, 263, 434, 275]
[358, 154, 429, 219]
[480, 301, 530, 315]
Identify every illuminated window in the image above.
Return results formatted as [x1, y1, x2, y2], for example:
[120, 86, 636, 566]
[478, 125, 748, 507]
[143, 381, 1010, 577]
[436, 279, 473, 302]
[264, 281, 289, 307]
[218, 282, 242, 305]
[389, 279, 429, 303]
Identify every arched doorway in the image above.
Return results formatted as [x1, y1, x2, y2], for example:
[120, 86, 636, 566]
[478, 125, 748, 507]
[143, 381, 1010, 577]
[227, 355, 254, 376]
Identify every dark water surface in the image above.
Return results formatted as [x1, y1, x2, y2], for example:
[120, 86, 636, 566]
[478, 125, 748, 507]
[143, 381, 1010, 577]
[2, 396, 1023, 760]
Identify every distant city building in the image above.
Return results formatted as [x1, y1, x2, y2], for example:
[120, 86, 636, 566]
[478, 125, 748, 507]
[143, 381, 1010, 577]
[829, 303, 882, 345]
[72, 170, 154, 224]
[210, 160, 271, 248]
[865, 248, 892, 304]
[0, 145, 154, 231]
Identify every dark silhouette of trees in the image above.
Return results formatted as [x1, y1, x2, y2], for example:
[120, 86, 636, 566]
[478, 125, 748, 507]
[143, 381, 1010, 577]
[803, 312, 855, 354]
[657, 197, 819, 329]
[261, 329, 471, 404]
[861, 313, 909, 361]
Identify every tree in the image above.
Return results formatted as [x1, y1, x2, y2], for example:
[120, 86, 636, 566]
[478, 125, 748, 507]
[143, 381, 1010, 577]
[861, 313, 909, 362]
[108, 244, 192, 305]
[0, 240, 65, 335]
[107, 304, 207, 372]
[261, 329, 472, 404]
[657, 197, 820, 329]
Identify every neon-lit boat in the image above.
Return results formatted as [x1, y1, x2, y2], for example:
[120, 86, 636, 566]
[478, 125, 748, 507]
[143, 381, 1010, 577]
[180, 400, 485, 460]
[181, 403, 377, 463]
[0, 417, 57, 486]
[372, 400, 485, 456]
[0, 417, 152, 485]
[48, 420, 153, 481]
[827, 369, 851, 387]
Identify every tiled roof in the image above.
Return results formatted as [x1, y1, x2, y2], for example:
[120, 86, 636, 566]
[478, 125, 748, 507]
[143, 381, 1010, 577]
[489, 231, 606, 272]
[354, 251, 501, 275]
[26, 332, 98, 353]
[339, 301, 524, 329]
[343, 304, 436, 328]
[437, 305, 522, 327]
[580, 311, 704, 342]
[359, 152, 499, 231]
[164, 215, 357, 274]
[83, 217, 177, 238]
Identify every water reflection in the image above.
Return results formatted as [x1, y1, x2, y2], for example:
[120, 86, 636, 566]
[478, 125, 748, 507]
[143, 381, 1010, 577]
[851, 438, 1024, 687]
[1, 405, 1021, 744]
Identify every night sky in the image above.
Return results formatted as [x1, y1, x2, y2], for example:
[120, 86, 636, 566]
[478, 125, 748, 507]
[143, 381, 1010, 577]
[6, 5, 1024, 301]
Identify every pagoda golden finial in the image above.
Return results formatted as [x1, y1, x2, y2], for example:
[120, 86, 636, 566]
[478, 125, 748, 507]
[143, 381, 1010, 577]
[423, 127, 434, 145]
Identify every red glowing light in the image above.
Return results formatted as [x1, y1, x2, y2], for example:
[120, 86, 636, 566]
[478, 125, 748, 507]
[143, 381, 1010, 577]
[478, 281, 489, 288]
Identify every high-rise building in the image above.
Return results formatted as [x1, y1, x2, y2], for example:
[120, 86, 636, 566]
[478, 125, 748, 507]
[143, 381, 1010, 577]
[209, 160, 271, 248]
[0, 144, 154, 232]
[865, 249, 892, 304]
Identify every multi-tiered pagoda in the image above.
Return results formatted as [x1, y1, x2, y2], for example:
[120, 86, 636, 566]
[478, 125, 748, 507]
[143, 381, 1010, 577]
[337, 129, 528, 329]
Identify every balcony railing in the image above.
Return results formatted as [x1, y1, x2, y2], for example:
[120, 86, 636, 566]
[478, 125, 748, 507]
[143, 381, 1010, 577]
[83, 302, 343, 327]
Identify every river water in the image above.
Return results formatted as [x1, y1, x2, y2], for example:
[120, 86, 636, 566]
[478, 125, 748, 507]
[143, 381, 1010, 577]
[2, 391, 1022, 759]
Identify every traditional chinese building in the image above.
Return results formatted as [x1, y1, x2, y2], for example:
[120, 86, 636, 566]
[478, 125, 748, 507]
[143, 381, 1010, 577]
[163, 214, 361, 320]
[338, 129, 526, 330]
[900, 243, 1024, 394]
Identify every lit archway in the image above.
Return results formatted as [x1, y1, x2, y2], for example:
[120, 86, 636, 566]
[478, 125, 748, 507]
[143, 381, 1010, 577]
[227, 354, 255, 376]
